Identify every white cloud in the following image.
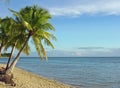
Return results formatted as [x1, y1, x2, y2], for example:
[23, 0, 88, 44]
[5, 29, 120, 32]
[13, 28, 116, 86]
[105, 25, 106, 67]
[46, 50, 83, 57]
[48, 0, 120, 16]
[25, 48, 120, 57]
[46, 48, 120, 57]
[77, 47, 120, 57]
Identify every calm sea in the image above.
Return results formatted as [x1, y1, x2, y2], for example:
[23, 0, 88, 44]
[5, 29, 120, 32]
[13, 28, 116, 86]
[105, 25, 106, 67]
[1, 57, 120, 88]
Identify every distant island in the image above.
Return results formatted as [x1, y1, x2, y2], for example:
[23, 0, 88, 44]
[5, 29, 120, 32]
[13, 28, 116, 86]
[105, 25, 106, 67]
[0, 53, 11, 58]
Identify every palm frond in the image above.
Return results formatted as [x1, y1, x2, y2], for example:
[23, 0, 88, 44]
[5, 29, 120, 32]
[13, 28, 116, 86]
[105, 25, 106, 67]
[32, 37, 43, 59]
[23, 43, 30, 55]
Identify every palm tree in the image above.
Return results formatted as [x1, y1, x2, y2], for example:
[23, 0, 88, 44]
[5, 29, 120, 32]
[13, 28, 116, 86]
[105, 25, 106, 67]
[6, 5, 56, 75]
[0, 17, 16, 70]
[0, 17, 11, 56]
[1, 17, 30, 70]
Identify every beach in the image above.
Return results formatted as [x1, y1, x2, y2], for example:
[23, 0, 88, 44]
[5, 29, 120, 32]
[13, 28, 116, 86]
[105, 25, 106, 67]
[0, 64, 72, 88]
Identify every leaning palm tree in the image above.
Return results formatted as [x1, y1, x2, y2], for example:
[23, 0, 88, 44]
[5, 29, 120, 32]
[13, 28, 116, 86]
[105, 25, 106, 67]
[6, 5, 56, 76]
[1, 17, 30, 70]
[0, 17, 11, 56]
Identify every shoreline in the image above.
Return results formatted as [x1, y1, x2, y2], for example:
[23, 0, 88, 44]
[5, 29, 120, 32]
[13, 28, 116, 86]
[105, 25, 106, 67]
[0, 64, 73, 88]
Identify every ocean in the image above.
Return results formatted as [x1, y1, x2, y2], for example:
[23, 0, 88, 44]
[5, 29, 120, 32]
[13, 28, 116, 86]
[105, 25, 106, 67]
[1, 57, 120, 88]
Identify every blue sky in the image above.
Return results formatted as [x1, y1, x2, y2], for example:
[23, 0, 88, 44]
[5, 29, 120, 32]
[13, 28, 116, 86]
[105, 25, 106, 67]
[0, 0, 120, 57]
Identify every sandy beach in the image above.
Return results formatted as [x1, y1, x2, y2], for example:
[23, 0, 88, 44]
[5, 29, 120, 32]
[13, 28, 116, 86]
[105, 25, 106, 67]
[0, 65, 72, 88]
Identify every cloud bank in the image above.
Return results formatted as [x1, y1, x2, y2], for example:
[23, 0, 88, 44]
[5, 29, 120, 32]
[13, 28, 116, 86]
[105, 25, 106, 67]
[27, 47, 120, 57]
[48, 0, 120, 16]
[45, 47, 120, 57]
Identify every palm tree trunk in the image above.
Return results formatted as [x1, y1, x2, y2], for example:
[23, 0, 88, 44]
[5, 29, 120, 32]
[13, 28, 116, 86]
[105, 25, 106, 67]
[5, 42, 17, 71]
[5, 34, 31, 74]
[0, 43, 3, 57]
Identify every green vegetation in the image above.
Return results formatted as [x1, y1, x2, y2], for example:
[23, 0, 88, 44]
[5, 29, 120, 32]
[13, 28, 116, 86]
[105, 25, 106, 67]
[0, 5, 56, 85]
[1, 53, 11, 57]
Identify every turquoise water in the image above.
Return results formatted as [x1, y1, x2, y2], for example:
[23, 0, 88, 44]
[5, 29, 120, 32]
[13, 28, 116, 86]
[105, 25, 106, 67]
[1, 57, 120, 88]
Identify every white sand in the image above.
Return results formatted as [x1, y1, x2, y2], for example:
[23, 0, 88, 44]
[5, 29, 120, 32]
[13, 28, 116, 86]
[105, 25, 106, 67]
[0, 65, 73, 88]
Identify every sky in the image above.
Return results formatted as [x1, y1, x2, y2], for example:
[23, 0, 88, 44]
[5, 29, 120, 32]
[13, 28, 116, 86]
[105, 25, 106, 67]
[0, 0, 120, 57]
